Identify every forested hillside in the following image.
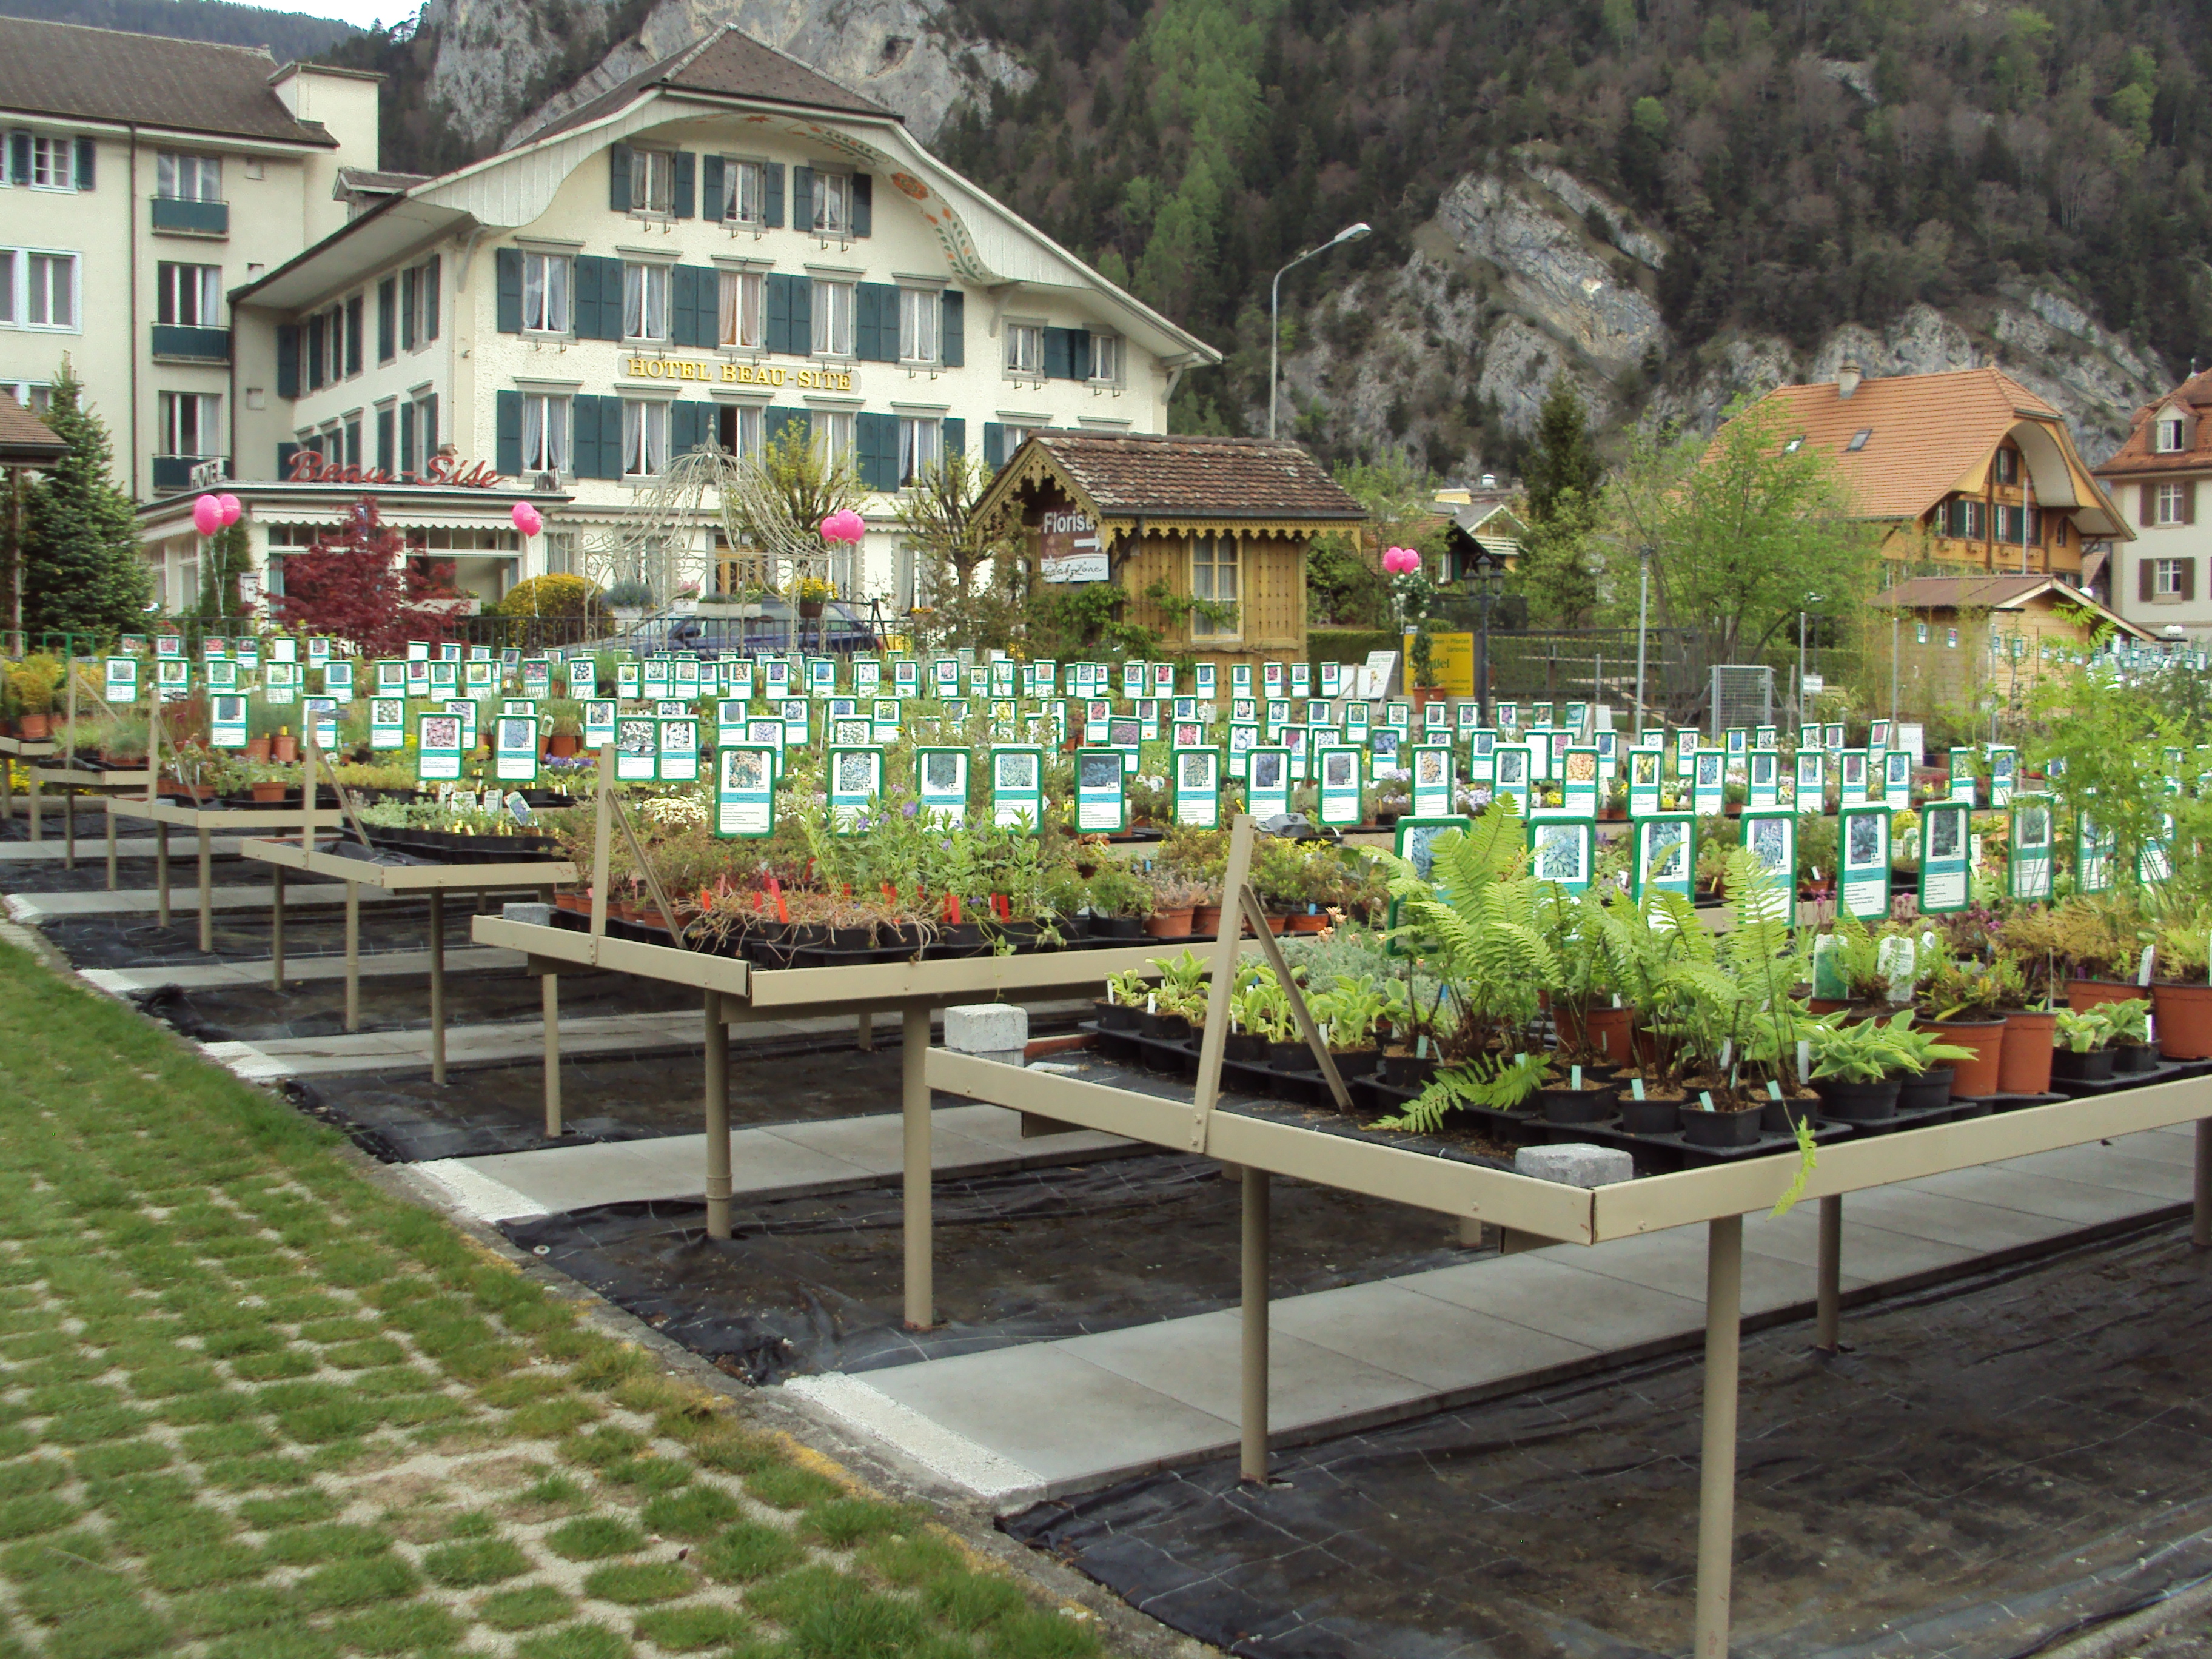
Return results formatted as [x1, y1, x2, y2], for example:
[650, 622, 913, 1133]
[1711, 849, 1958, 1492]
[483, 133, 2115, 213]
[0, 0, 352, 58]
[931, 0, 2207, 460]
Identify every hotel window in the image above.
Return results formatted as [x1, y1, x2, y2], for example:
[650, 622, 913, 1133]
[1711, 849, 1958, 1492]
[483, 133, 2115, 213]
[812, 172, 852, 235]
[401, 390, 437, 472]
[1005, 322, 1042, 376]
[2156, 417, 2187, 454]
[633, 149, 676, 216]
[1947, 498, 1985, 540]
[897, 287, 940, 366]
[812, 409, 854, 468]
[522, 252, 571, 333]
[2157, 482, 2190, 526]
[1088, 332, 1122, 385]
[400, 255, 440, 347]
[716, 404, 763, 462]
[158, 392, 220, 458]
[156, 152, 220, 201]
[2154, 558, 2191, 599]
[720, 159, 766, 226]
[157, 263, 221, 327]
[543, 531, 578, 575]
[521, 392, 570, 475]
[811, 278, 854, 356]
[621, 399, 668, 477]
[29, 136, 75, 190]
[6, 251, 78, 331]
[1190, 534, 1241, 638]
[898, 415, 941, 486]
[719, 269, 764, 349]
[623, 262, 669, 342]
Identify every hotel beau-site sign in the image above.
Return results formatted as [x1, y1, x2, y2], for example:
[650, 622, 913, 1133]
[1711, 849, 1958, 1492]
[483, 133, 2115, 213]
[625, 355, 857, 391]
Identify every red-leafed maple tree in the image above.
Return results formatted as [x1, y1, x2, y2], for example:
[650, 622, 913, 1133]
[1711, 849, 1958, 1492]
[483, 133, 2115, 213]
[269, 497, 464, 659]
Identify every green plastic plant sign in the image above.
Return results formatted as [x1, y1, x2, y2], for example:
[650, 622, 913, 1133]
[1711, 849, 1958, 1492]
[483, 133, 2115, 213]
[1316, 745, 1363, 827]
[991, 746, 1044, 833]
[917, 746, 968, 826]
[826, 745, 881, 831]
[1740, 809, 1797, 926]
[1919, 800, 1971, 914]
[320, 660, 354, 704]
[716, 699, 748, 746]
[615, 716, 657, 782]
[1174, 748, 1221, 828]
[209, 694, 248, 750]
[464, 660, 495, 695]
[616, 663, 642, 699]
[103, 657, 137, 702]
[580, 699, 615, 749]
[2008, 796, 2053, 902]
[1561, 746, 1600, 817]
[415, 711, 465, 783]
[1794, 748, 1824, 806]
[1226, 720, 1260, 780]
[1838, 805, 1889, 920]
[1412, 744, 1454, 817]
[1076, 747, 1127, 833]
[1948, 746, 1978, 808]
[493, 714, 540, 783]
[365, 696, 404, 751]
[1692, 749, 1726, 816]
[206, 659, 239, 694]
[265, 662, 299, 706]
[1529, 818, 1596, 893]
[1493, 743, 1532, 817]
[1988, 746, 2017, 808]
[1627, 747, 1663, 817]
[1747, 749, 1778, 809]
[2076, 800, 2113, 894]
[1248, 746, 1292, 818]
[1632, 813, 1695, 903]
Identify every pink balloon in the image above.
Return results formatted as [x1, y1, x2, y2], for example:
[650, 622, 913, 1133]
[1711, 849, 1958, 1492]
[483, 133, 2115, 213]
[820, 509, 866, 545]
[511, 501, 543, 537]
[192, 495, 223, 536]
[217, 493, 242, 526]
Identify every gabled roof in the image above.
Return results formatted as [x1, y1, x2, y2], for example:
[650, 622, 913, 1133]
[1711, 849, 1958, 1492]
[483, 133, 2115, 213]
[1740, 366, 2126, 535]
[0, 17, 337, 146]
[977, 432, 1364, 539]
[517, 26, 894, 146]
[0, 400, 65, 469]
[1871, 574, 2153, 640]
[2094, 367, 2212, 479]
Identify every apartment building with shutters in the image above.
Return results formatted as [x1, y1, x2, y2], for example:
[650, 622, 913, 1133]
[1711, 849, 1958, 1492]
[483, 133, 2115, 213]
[197, 26, 1219, 612]
[2093, 369, 2212, 641]
[0, 15, 379, 583]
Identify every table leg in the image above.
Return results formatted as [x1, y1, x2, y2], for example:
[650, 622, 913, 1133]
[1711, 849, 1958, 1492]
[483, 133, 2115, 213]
[542, 973, 563, 1138]
[155, 822, 170, 927]
[1, 751, 10, 822]
[704, 990, 731, 1238]
[1241, 1165, 1271, 1484]
[1694, 1214, 1744, 1659]
[428, 889, 446, 1087]
[25, 771, 38, 843]
[2195, 1120, 2210, 1250]
[903, 1002, 932, 1332]
[857, 1007, 873, 1051]
[196, 827, 212, 955]
[104, 799, 116, 892]
[1815, 1193, 1842, 1350]
[270, 866, 286, 987]
[343, 883, 360, 1033]
[63, 783, 75, 870]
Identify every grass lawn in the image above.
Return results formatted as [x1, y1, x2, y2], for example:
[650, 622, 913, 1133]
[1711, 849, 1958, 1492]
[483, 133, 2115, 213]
[0, 936, 1108, 1659]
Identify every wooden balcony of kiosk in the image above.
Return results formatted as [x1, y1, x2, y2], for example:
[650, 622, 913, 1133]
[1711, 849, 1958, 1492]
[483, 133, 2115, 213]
[923, 813, 2212, 1659]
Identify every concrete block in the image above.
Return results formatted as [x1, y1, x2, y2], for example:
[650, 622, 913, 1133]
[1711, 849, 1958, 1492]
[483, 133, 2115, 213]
[1515, 1143, 1634, 1188]
[501, 902, 552, 927]
[944, 1003, 1027, 1056]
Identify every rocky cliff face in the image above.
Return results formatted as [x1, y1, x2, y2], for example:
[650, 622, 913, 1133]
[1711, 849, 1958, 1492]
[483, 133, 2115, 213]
[419, 0, 1027, 153]
[1279, 158, 2165, 475]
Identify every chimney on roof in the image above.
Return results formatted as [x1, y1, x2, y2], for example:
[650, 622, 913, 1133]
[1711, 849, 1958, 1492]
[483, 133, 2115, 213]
[1480, 472, 1497, 490]
[1837, 361, 1863, 401]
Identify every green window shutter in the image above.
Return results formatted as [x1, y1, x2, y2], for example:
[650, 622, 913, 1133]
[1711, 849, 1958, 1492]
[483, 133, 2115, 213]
[572, 258, 604, 341]
[73, 136, 93, 190]
[423, 394, 438, 458]
[572, 397, 600, 480]
[400, 402, 416, 474]
[278, 441, 300, 478]
[674, 151, 695, 218]
[495, 247, 523, 333]
[8, 132, 28, 185]
[496, 391, 522, 477]
[595, 256, 626, 340]
[673, 401, 709, 458]
[940, 290, 964, 366]
[854, 283, 889, 361]
[424, 256, 441, 340]
[851, 172, 871, 236]
[791, 276, 811, 352]
[375, 408, 394, 472]
[792, 166, 814, 232]
[307, 317, 326, 389]
[857, 412, 898, 492]
[1042, 326, 1074, 379]
[609, 143, 632, 212]
[401, 268, 417, 350]
[944, 417, 965, 460]
[377, 278, 395, 360]
[702, 155, 724, 220]
[683, 266, 717, 347]
[764, 273, 792, 355]
[984, 421, 1004, 471]
[764, 163, 784, 227]
[765, 406, 806, 452]
[276, 325, 299, 398]
[346, 296, 363, 373]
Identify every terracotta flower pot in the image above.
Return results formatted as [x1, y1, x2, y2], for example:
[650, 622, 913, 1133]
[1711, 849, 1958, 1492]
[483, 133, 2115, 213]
[1143, 907, 1194, 939]
[245, 736, 272, 762]
[271, 735, 298, 763]
[2151, 981, 2212, 1059]
[1922, 1017, 2006, 1098]
[547, 734, 581, 757]
[1192, 903, 1223, 936]
[250, 782, 287, 803]
[16, 714, 49, 740]
[1287, 912, 1329, 934]
[1583, 1005, 1637, 1065]
[2065, 978, 2142, 1012]
[1997, 1009, 2056, 1095]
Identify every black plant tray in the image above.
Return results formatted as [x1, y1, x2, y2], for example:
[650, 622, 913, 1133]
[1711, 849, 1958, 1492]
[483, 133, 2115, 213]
[1570, 1116, 1858, 1170]
[2045, 1058, 2191, 1098]
[1834, 1096, 1979, 1136]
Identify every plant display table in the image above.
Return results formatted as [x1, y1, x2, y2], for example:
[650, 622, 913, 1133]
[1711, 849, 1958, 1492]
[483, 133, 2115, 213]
[241, 837, 575, 1084]
[0, 735, 55, 825]
[17, 762, 152, 860]
[104, 797, 336, 952]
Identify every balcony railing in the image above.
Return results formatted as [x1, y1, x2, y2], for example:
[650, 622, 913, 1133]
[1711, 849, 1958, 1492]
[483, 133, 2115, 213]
[150, 455, 226, 494]
[150, 196, 228, 236]
[150, 324, 230, 363]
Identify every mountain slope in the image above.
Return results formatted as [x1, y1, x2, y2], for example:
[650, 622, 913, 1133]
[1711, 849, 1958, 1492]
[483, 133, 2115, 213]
[0, 0, 352, 60]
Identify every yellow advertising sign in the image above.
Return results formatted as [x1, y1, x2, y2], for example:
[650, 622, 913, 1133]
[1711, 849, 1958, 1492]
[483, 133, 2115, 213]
[1404, 631, 1475, 697]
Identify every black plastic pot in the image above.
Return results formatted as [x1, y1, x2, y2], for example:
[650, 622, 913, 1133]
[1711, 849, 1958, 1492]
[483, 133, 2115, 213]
[1537, 1084, 1618, 1124]
[1381, 1052, 1439, 1089]
[1681, 1105, 1765, 1147]
[1325, 1047, 1380, 1079]
[1268, 1039, 1313, 1073]
[1093, 1000, 1140, 1033]
[1759, 1094, 1818, 1133]
[2050, 1047, 2115, 1082]
[2112, 1042, 2158, 1074]
[1895, 1068, 1955, 1113]
[1091, 916, 1147, 940]
[1136, 1009, 1188, 1043]
[1815, 1076, 1903, 1121]
[1223, 1032, 1269, 1063]
[1619, 1096, 1680, 1135]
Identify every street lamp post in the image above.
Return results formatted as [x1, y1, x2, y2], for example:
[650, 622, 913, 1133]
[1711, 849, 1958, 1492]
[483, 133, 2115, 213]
[1471, 549, 1504, 729]
[1269, 222, 1372, 440]
[1634, 543, 1654, 737]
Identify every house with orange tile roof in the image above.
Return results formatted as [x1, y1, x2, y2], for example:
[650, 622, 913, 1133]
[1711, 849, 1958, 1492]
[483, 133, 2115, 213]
[1731, 364, 2130, 582]
[2092, 370, 2212, 642]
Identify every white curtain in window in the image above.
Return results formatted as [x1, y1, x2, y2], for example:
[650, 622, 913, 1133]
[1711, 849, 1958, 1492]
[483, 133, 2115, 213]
[523, 397, 545, 471]
[719, 271, 741, 346]
[623, 266, 644, 339]
[623, 400, 644, 474]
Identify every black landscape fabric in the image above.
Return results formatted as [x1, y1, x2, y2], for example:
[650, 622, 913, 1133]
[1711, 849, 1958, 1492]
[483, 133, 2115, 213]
[501, 1157, 1480, 1384]
[1004, 1220, 2212, 1659]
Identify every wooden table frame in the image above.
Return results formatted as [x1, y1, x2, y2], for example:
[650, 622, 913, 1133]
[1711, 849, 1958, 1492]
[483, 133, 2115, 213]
[104, 797, 335, 952]
[920, 815, 2212, 1659]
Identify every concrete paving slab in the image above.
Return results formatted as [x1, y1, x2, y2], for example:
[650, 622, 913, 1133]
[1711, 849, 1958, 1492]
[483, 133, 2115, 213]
[201, 1010, 708, 1078]
[7, 883, 400, 920]
[81, 947, 525, 996]
[1997, 1144, 2200, 1201]
[1559, 1224, 1828, 1312]
[1398, 1251, 1706, 1350]
[1265, 1280, 1597, 1392]
[862, 1344, 1238, 1485]
[1902, 1164, 2173, 1227]
[1837, 1185, 2083, 1252]
[1741, 1212, 1979, 1281]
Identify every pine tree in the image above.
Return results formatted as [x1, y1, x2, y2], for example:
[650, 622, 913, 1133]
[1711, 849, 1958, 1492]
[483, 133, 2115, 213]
[1521, 378, 1605, 526]
[21, 361, 150, 642]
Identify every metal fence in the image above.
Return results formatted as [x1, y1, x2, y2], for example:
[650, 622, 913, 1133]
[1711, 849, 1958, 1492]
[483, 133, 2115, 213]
[1472, 628, 1712, 726]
